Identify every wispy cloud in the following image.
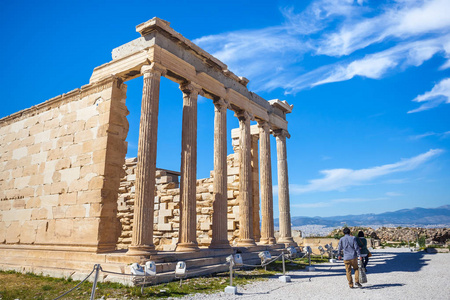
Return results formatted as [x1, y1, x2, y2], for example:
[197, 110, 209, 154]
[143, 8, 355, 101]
[408, 77, 450, 113]
[410, 130, 450, 139]
[283, 36, 450, 93]
[315, 0, 450, 56]
[193, 0, 450, 95]
[385, 192, 403, 197]
[293, 197, 387, 208]
[289, 149, 443, 194]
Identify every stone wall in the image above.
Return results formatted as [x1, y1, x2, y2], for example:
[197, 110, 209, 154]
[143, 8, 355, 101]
[0, 76, 128, 252]
[329, 227, 450, 245]
[117, 151, 243, 250]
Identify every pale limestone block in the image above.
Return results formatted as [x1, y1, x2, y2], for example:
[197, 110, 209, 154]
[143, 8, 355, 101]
[40, 194, 59, 206]
[60, 167, 81, 186]
[158, 223, 172, 231]
[126, 174, 136, 181]
[44, 118, 60, 130]
[56, 135, 74, 148]
[65, 144, 83, 157]
[2, 208, 32, 222]
[14, 176, 31, 189]
[6, 221, 20, 243]
[200, 222, 211, 231]
[76, 105, 99, 122]
[74, 130, 94, 144]
[28, 143, 42, 155]
[173, 195, 180, 203]
[0, 223, 6, 243]
[34, 130, 51, 144]
[55, 158, 71, 170]
[10, 119, 26, 133]
[31, 207, 50, 220]
[0, 200, 12, 210]
[59, 193, 77, 205]
[31, 152, 48, 165]
[52, 206, 68, 218]
[25, 197, 41, 209]
[12, 147, 28, 160]
[54, 219, 74, 238]
[64, 205, 88, 218]
[68, 178, 89, 192]
[43, 160, 58, 184]
[85, 115, 100, 129]
[11, 198, 25, 209]
[19, 135, 35, 147]
[28, 122, 45, 136]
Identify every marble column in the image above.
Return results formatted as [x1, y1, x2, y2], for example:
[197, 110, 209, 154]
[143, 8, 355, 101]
[251, 135, 261, 242]
[176, 82, 202, 252]
[128, 63, 165, 256]
[274, 129, 295, 245]
[210, 98, 231, 249]
[236, 111, 256, 247]
[259, 122, 276, 244]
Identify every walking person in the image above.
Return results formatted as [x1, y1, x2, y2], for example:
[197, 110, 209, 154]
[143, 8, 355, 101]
[356, 231, 369, 272]
[337, 227, 362, 288]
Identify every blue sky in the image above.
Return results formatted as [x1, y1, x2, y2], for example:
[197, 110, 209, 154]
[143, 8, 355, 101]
[1, 0, 449, 218]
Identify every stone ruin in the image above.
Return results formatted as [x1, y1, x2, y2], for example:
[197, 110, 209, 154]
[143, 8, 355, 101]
[0, 17, 295, 281]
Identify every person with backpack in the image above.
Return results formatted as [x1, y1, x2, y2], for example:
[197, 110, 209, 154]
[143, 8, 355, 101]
[356, 231, 370, 272]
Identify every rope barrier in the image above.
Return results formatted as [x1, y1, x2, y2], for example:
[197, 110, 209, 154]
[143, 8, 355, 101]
[52, 266, 96, 300]
[241, 253, 283, 268]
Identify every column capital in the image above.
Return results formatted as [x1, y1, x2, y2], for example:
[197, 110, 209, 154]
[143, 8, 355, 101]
[235, 110, 254, 121]
[141, 62, 166, 77]
[180, 81, 203, 96]
[213, 98, 229, 110]
[257, 120, 271, 131]
[273, 129, 290, 139]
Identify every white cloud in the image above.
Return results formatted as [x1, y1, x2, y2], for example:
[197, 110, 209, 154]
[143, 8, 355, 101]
[410, 131, 450, 139]
[409, 78, 450, 113]
[193, 0, 450, 94]
[385, 192, 403, 197]
[289, 149, 443, 194]
[293, 197, 387, 208]
[316, 0, 450, 56]
[306, 36, 450, 90]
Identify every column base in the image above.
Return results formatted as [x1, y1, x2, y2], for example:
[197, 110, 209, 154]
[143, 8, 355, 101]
[259, 237, 277, 245]
[127, 245, 156, 256]
[237, 239, 257, 247]
[209, 240, 232, 249]
[175, 242, 199, 252]
[277, 237, 297, 247]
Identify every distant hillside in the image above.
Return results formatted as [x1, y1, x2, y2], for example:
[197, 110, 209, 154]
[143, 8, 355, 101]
[275, 205, 450, 227]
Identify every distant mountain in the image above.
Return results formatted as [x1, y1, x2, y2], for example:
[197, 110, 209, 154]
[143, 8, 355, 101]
[275, 205, 450, 227]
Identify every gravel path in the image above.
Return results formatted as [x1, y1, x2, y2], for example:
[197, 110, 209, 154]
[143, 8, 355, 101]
[182, 248, 450, 300]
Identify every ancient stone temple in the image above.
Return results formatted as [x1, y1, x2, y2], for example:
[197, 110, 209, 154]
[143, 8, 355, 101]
[0, 17, 295, 281]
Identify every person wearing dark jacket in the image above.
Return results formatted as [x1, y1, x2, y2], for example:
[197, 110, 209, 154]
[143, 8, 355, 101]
[356, 231, 369, 272]
[338, 227, 362, 288]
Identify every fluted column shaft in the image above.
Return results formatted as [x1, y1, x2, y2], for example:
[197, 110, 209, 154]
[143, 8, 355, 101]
[259, 122, 276, 244]
[251, 135, 260, 242]
[210, 99, 230, 249]
[128, 63, 165, 256]
[176, 82, 201, 252]
[274, 129, 295, 245]
[236, 111, 256, 246]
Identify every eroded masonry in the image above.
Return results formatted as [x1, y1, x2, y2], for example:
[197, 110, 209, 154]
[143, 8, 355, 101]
[0, 17, 295, 280]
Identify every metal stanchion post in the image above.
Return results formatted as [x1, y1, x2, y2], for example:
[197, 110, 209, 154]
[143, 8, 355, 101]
[89, 264, 100, 300]
[279, 252, 291, 283]
[225, 255, 237, 294]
